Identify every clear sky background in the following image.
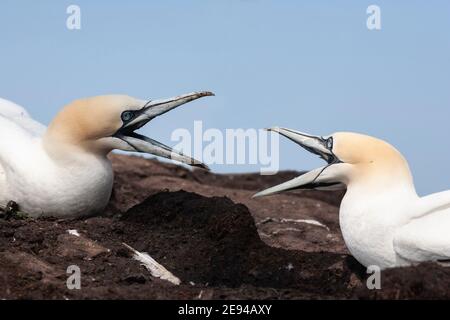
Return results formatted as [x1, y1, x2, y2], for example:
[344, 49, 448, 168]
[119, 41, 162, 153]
[0, 1, 449, 195]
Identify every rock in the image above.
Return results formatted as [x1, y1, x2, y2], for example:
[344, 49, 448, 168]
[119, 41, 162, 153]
[56, 233, 110, 259]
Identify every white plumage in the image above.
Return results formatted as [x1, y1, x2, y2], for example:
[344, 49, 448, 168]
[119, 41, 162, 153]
[254, 128, 450, 269]
[0, 92, 212, 218]
[0, 98, 46, 136]
[0, 99, 113, 217]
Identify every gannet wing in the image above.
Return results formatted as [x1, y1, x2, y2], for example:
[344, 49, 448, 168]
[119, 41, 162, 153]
[0, 98, 46, 136]
[394, 208, 450, 263]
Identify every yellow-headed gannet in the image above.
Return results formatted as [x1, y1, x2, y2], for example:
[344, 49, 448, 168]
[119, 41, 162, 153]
[254, 128, 450, 269]
[0, 92, 213, 218]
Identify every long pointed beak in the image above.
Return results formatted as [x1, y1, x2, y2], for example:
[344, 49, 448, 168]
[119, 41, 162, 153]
[253, 166, 329, 197]
[116, 91, 214, 170]
[119, 132, 209, 169]
[124, 91, 214, 131]
[253, 127, 342, 198]
[267, 127, 335, 164]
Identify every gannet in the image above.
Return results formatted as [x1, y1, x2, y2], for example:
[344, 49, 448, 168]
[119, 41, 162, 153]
[0, 92, 213, 218]
[254, 128, 450, 269]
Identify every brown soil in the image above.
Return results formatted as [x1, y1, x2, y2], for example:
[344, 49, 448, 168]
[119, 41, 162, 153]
[0, 154, 449, 299]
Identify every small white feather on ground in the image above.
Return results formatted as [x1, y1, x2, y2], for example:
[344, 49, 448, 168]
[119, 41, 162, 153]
[67, 229, 80, 237]
[280, 218, 330, 231]
[257, 217, 329, 231]
[122, 243, 181, 285]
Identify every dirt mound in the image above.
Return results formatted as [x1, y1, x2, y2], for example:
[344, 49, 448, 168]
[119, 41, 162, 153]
[121, 191, 353, 294]
[107, 155, 347, 254]
[0, 154, 449, 299]
[0, 190, 356, 299]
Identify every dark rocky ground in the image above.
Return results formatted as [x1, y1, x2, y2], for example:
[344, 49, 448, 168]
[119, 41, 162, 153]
[0, 154, 449, 299]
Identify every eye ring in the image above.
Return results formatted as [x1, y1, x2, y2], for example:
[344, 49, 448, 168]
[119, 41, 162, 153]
[121, 111, 134, 122]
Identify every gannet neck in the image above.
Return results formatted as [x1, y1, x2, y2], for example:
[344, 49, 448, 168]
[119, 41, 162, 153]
[346, 163, 417, 197]
[339, 172, 420, 268]
[0, 115, 114, 218]
[46, 98, 95, 145]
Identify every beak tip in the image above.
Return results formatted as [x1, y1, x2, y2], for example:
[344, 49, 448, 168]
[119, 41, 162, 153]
[252, 192, 263, 198]
[265, 127, 280, 133]
[201, 91, 215, 97]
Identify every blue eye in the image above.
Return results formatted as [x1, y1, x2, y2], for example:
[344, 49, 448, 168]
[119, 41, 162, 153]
[121, 111, 134, 122]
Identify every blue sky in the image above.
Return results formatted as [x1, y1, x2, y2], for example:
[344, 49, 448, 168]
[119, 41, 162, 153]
[0, 1, 449, 195]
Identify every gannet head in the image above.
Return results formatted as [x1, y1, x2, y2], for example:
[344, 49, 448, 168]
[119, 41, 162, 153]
[253, 128, 414, 197]
[45, 92, 214, 169]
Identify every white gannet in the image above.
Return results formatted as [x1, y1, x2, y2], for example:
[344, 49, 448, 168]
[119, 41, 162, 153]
[0, 92, 213, 218]
[254, 128, 450, 269]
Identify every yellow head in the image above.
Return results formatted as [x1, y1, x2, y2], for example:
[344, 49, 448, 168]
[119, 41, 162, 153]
[44, 92, 214, 169]
[331, 132, 412, 185]
[46, 95, 143, 153]
[254, 128, 415, 197]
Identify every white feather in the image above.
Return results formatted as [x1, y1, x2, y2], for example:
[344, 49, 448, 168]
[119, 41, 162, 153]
[122, 243, 181, 285]
[280, 218, 330, 231]
[67, 229, 80, 237]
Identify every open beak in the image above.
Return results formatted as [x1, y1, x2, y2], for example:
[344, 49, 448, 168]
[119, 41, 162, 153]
[115, 91, 214, 170]
[253, 127, 342, 198]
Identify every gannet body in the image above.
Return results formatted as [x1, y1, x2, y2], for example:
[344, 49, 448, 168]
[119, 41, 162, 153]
[254, 128, 450, 269]
[0, 92, 213, 218]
